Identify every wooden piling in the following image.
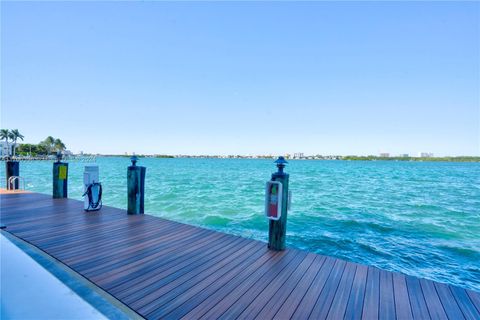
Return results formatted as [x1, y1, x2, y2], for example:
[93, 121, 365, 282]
[268, 157, 290, 251]
[127, 157, 146, 215]
[53, 162, 68, 198]
[5, 161, 19, 190]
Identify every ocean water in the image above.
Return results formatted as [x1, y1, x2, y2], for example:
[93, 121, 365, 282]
[2, 157, 479, 292]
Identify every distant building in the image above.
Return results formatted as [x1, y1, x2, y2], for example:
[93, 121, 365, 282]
[0, 141, 17, 157]
[293, 152, 304, 159]
[400, 154, 409, 158]
[1, 141, 9, 157]
[419, 152, 434, 158]
[379, 153, 390, 158]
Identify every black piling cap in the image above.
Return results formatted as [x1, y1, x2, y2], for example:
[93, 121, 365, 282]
[56, 152, 63, 163]
[274, 156, 288, 173]
[131, 155, 138, 166]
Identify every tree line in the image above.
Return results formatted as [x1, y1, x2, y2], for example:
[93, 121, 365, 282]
[1, 129, 67, 157]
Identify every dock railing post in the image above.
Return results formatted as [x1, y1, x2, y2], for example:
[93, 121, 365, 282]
[53, 153, 68, 198]
[5, 159, 19, 190]
[127, 156, 146, 214]
[267, 156, 290, 251]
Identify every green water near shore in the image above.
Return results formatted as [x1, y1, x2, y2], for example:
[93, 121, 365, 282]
[2, 158, 479, 291]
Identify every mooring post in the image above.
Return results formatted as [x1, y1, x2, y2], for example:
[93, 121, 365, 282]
[52, 153, 68, 198]
[267, 156, 290, 251]
[127, 156, 146, 214]
[5, 159, 19, 190]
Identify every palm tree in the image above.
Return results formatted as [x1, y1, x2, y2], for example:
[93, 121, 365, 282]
[10, 129, 24, 157]
[0, 129, 10, 157]
[54, 138, 66, 153]
[8, 131, 15, 156]
[42, 136, 55, 154]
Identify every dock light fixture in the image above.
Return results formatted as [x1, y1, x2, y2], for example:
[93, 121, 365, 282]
[130, 155, 138, 166]
[274, 156, 288, 173]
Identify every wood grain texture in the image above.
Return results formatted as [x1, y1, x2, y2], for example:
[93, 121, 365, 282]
[344, 264, 368, 320]
[392, 272, 413, 320]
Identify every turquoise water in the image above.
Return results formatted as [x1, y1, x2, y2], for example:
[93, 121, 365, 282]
[2, 158, 479, 292]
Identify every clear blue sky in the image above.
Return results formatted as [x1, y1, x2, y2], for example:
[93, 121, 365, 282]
[1, 1, 479, 156]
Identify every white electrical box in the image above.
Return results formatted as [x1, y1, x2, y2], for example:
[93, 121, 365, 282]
[83, 165, 100, 211]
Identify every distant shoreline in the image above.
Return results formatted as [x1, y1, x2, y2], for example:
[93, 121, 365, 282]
[4, 154, 479, 162]
[98, 155, 480, 162]
[341, 156, 480, 162]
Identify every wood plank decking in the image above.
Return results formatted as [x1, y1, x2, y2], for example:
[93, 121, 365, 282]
[1, 192, 479, 320]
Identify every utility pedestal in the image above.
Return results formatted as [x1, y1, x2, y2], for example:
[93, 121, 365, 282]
[53, 153, 68, 198]
[127, 156, 146, 215]
[267, 156, 290, 251]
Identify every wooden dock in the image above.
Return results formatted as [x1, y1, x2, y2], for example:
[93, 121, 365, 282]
[1, 192, 479, 319]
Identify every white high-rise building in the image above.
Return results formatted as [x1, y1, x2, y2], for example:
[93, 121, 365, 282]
[0, 141, 17, 157]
